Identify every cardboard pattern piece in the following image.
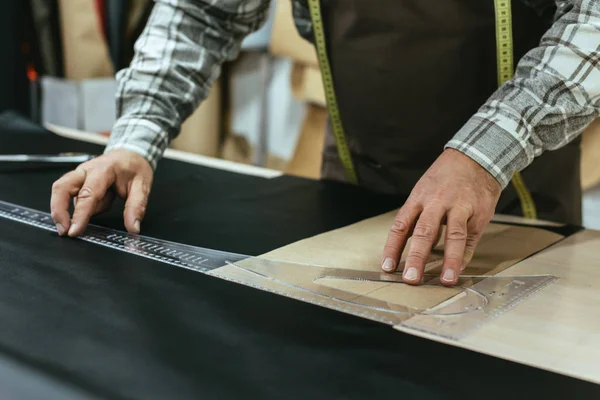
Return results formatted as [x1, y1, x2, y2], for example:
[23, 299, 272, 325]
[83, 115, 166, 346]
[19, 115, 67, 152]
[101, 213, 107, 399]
[58, 0, 114, 80]
[214, 212, 562, 322]
[213, 211, 600, 384]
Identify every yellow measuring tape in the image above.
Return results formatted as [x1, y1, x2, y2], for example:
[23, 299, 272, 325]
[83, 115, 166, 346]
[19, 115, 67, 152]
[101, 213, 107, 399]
[494, 0, 537, 219]
[309, 0, 537, 218]
[307, 0, 358, 185]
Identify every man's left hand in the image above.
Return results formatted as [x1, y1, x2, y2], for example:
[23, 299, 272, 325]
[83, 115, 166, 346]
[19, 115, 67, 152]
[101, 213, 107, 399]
[381, 148, 502, 286]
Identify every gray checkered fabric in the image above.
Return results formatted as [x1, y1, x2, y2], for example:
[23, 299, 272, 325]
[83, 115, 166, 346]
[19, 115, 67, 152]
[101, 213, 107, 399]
[106, 0, 600, 188]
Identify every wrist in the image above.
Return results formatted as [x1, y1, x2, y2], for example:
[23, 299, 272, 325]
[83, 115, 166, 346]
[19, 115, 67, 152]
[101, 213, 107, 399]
[441, 148, 502, 194]
[106, 118, 169, 170]
[445, 117, 530, 189]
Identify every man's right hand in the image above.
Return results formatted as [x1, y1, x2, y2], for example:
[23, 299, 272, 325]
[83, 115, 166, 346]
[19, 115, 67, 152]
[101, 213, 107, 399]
[50, 149, 154, 237]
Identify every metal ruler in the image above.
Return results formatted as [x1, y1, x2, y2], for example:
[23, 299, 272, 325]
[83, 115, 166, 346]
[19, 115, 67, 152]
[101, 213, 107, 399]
[0, 200, 556, 340]
[308, 0, 537, 219]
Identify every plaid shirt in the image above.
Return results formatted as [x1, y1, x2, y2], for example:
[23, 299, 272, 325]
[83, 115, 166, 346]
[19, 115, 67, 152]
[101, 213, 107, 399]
[106, 0, 600, 188]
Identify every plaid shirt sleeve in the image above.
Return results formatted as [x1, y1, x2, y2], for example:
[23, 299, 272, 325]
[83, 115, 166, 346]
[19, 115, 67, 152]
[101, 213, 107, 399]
[105, 0, 270, 169]
[446, 0, 600, 188]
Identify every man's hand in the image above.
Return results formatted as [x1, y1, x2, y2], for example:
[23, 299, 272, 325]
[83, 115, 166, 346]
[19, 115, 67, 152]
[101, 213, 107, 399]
[50, 150, 153, 237]
[381, 149, 501, 286]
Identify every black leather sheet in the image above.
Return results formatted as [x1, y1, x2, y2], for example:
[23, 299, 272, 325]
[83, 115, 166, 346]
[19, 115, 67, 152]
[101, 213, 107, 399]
[1, 112, 599, 399]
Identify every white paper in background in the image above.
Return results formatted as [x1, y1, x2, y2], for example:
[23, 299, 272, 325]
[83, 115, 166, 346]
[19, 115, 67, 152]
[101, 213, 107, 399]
[241, 0, 276, 50]
[40, 77, 79, 129]
[230, 53, 306, 161]
[40, 77, 117, 133]
[80, 78, 117, 132]
[583, 186, 600, 230]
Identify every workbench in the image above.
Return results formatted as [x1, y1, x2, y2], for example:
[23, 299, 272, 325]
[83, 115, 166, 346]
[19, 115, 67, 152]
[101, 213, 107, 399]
[1, 112, 599, 399]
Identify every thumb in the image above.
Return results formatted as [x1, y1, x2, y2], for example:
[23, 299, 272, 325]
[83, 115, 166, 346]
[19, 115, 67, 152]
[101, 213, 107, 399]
[123, 175, 151, 234]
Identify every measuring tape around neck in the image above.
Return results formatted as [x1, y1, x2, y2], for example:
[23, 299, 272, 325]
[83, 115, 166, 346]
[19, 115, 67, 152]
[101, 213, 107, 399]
[307, 0, 358, 185]
[309, 0, 537, 219]
[494, 0, 537, 219]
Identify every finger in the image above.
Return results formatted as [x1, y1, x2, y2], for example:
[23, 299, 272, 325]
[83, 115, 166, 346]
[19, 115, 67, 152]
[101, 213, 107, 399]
[403, 206, 445, 285]
[123, 176, 151, 234]
[434, 226, 444, 248]
[50, 169, 86, 236]
[381, 203, 422, 273]
[69, 170, 115, 237]
[74, 189, 114, 215]
[94, 190, 116, 215]
[462, 211, 492, 267]
[440, 207, 470, 286]
[463, 227, 484, 268]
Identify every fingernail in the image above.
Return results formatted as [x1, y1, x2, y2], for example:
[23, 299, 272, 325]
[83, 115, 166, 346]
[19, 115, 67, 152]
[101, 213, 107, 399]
[68, 224, 79, 237]
[133, 219, 141, 233]
[381, 257, 395, 272]
[55, 223, 65, 236]
[442, 269, 456, 282]
[404, 267, 418, 281]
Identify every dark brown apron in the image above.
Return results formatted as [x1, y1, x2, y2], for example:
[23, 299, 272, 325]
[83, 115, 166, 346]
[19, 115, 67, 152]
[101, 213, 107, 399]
[318, 0, 582, 224]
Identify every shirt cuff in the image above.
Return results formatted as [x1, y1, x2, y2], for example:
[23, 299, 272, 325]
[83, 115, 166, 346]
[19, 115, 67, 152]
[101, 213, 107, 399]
[104, 118, 170, 170]
[445, 116, 531, 189]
